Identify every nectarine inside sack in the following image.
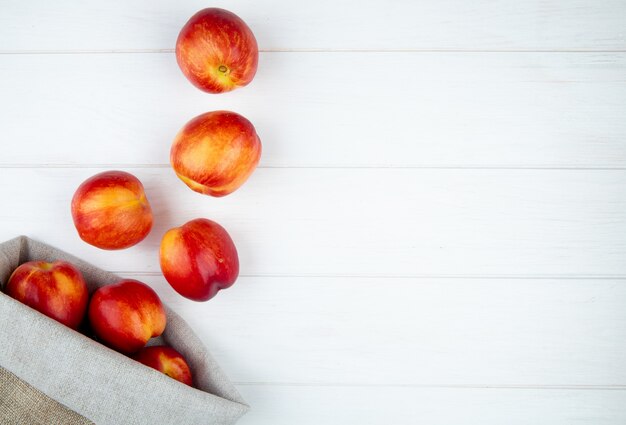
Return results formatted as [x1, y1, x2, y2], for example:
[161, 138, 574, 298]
[0, 236, 248, 425]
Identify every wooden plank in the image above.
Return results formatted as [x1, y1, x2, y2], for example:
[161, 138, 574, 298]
[0, 52, 624, 167]
[235, 385, 626, 425]
[147, 276, 626, 386]
[0, 168, 624, 276]
[0, 0, 624, 51]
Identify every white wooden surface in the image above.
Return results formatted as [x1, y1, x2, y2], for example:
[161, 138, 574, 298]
[1, 1, 625, 424]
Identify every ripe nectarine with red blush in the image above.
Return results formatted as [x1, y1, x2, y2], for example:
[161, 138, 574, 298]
[176, 8, 258, 93]
[160, 218, 239, 302]
[71, 171, 153, 250]
[171, 111, 261, 197]
[88, 279, 166, 354]
[134, 346, 193, 386]
[6, 260, 88, 330]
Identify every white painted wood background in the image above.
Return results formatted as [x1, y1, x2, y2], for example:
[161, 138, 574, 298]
[1, 1, 625, 423]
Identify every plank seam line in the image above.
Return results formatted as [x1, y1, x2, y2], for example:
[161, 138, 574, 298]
[2, 164, 626, 171]
[232, 382, 626, 390]
[1, 49, 626, 55]
[116, 272, 626, 280]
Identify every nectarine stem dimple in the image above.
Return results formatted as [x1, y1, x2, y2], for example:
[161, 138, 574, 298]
[218, 65, 228, 74]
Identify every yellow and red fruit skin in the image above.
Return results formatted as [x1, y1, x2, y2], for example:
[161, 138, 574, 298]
[133, 346, 193, 386]
[160, 218, 239, 302]
[71, 170, 153, 250]
[6, 261, 88, 330]
[88, 279, 166, 354]
[170, 111, 261, 197]
[176, 8, 258, 94]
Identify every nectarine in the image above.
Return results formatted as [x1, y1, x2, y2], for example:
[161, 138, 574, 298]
[6, 261, 88, 330]
[160, 218, 239, 302]
[171, 111, 261, 197]
[71, 171, 153, 250]
[134, 346, 193, 386]
[176, 8, 258, 93]
[88, 279, 166, 354]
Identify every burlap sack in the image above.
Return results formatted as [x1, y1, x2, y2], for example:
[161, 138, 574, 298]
[0, 236, 249, 425]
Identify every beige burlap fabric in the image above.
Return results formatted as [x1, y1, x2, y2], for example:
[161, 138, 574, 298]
[0, 236, 249, 425]
[0, 366, 93, 424]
